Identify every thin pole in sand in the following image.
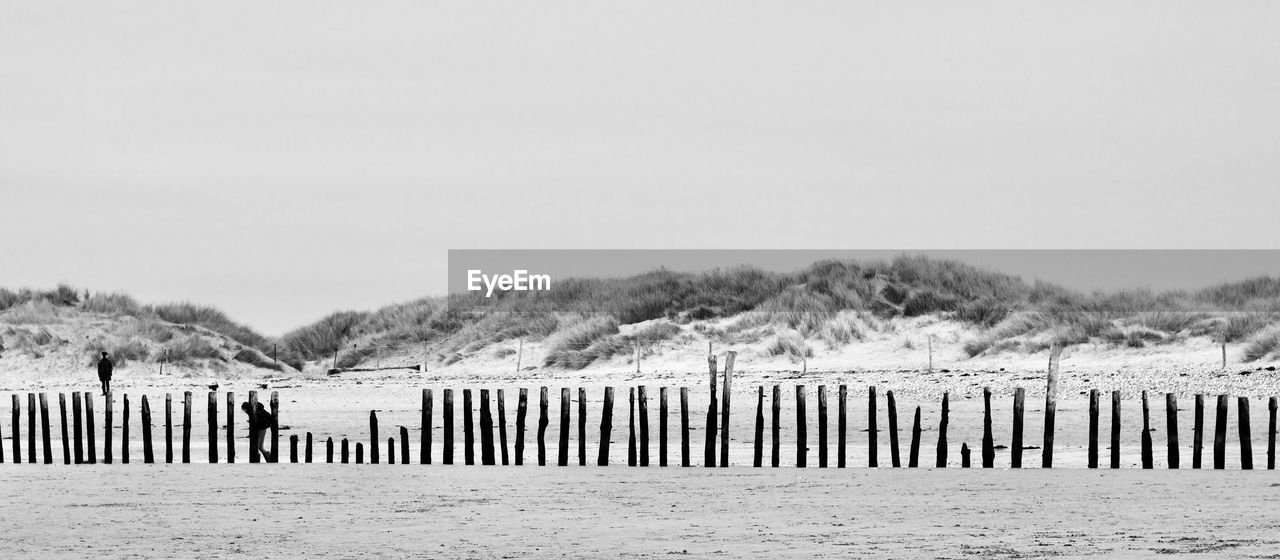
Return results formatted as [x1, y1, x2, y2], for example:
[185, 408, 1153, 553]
[982, 387, 994, 468]
[753, 386, 764, 468]
[598, 386, 614, 466]
[341, 438, 349, 463]
[356, 442, 363, 464]
[480, 389, 495, 466]
[1239, 397, 1253, 470]
[226, 392, 235, 464]
[399, 426, 409, 464]
[705, 353, 717, 468]
[537, 387, 549, 466]
[795, 385, 806, 468]
[937, 392, 950, 468]
[638, 386, 649, 467]
[72, 392, 83, 464]
[442, 389, 454, 465]
[887, 390, 901, 468]
[164, 393, 173, 463]
[837, 385, 847, 468]
[247, 391, 259, 463]
[1042, 344, 1061, 468]
[269, 391, 279, 463]
[306, 432, 313, 463]
[771, 385, 780, 468]
[680, 387, 690, 467]
[908, 406, 921, 468]
[515, 388, 527, 466]
[1111, 390, 1122, 469]
[868, 386, 878, 468]
[1087, 389, 1099, 468]
[1140, 391, 1153, 469]
[1269, 396, 1277, 470]
[1214, 394, 1228, 469]
[29, 393, 37, 464]
[11, 394, 19, 463]
[373, 408, 383, 465]
[59, 393, 71, 464]
[1193, 394, 1204, 469]
[817, 385, 828, 468]
[326, 437, 334, 463]
[290, 435, 298, 463]
[720, 351, 735, 468]
[627, 387, 637, 467]
[84, 392, 96, 464]
[140, 395, 153, 464]
[1166, 393, 1179, 469]
[1012, 388, 1025, 468]
[498, 389, 510, 466]
[659, 387, 668, 467]
[579, 387, 587, 467]
[117, 394, 126, 464]
[559, 387, 570, 466]
[422, 388, 433, 465]
[208, 392, 218, 464]
[104, 392, 113, 464]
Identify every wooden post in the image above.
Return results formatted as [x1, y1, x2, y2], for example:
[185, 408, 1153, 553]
[515, 388, 527, 466]
[1140, 391, 1153, 469]
[982, 387, 994, 468]
[208, 392, 218, 464]
[908, 406, 922, 468]
[103, 393, 112, 464]
[140, 395, 153, 464]
[480, 389, 495, 466]
[1166, 393, 1179, 469]
[356, 442, 364, 464]
[753, 386, 764, 468]
[326, 437, 334, 463]
[933, 392, 949, 467]
[838, 385, 847, 468]
[443, 389, 454, 465]
[59, 393, 71, 464]
[28, 393, 37, 464]
[705, 354, 717, 468]
[817, 385, 828, 468]
[1269, 396, 1277, 470]
[1193, 394, 1204, 469]
[290, 435, 299, 463]
[499, 388, 510, 466]
[1110, 390, 1122, 468]
[10, 395, 18, 463]
[422, 389, 433, 465]
[961, 443, 971, 468]
[226, 392, 235, 464]
[269, 391, 278, 463]
[719, 351, 735, 468]
[680, 387, 691, 467]
[1087, 389, 1099, 468]
[462, 389, 473, 465]
[628, 387, 637, 467]
[165, 393, 173, 463]
[387, 437, 395, 464]
[579, 387, 587, 467]
[560, 387, 572, 466]
[248, 391, 260, 464]
[341, 438, 349, 463]
[1214, 394, 1228, 470]
[638, 386, 650, 467]
[598, 387, 614, 466]
[1042, 344, 1061, 468]
[84, 392, 95, 464]
[72, 392, 83, 464]
[795, 385, 806, 468]
[306, 432, 313, 463]
[771, 385, 780, 468]
[1012, 388, 1024, 468]
[537, 387, 549, 466]
[1239, 396, 1253, 470]
[180, 391, 191, 463]
[117, 394, 125, 464]
[659, 387, 668, 467]
[886, 390, 900, 468]
[868, 386, 878, 468]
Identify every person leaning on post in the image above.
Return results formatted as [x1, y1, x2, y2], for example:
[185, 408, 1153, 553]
[241, 401, 276, 459]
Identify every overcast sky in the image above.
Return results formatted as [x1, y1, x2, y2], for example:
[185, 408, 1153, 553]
[4, 2, 1279, 334]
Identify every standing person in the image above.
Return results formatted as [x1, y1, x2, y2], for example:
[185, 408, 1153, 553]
[96, 351, 113, 396]
[241, 401, 275, 460]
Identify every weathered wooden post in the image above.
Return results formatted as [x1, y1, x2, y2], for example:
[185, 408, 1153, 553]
[868, 386, 878, 468]
[753, 386, 764, 468]
[1269, 396, 1277, 470]
[558, 387, 570, 466]
[961, 443, 971, 468]
[537, 387, 549, 466]
[422, 389, 433, 465]
[388, 437, 397, 464]
[680, 387, 691, 467]
[638, 386, 649, 467]
[59, 393, 71, 464]
[796, 385, 807, 468]
[398, 429, 408, 464]
[771, 385, 781, 468]
[1012, 388, 1024, 468]
[306, 432, 313, 463]
[499, 388, 510, 465]
[887, 390, 900, 468]
[936, 392, 950, 468]
[208, 392, 218, 464]
[1166, 393, 1179, 469]
[248, 391, 260, 463]
[140, 395, 153, 464]
[341, 438, 349, 463]
[705, 354, 717, 468]
[1239, 396, 1253, 470]
[226, 392, 235, 464]
[268, 391, 278, 463]
[720, 351, 735, 468]
[1140, 391, 1153, 469]
[982, 387, 994, 468]
[326, 437, 334, 463]
[443, 389, 454, 465]
[1214, 394, 1228, 470]
[117, 393, 126, 464]
[578, 387, 587, 467]
[598, 387, 614, 466]
[164, 393, 173, 463]
[183, 391, 192, 464]
[838, 385, 847, 468]
[356, 442, 364, 464]
[628, 387, 637, 467]
[817, 385, 828, 468]
[10, 394, 18, 463]
[29, 393, 37, 464]
[461, 389, 472, 465]
[480, 389, 496, 466]
[1042, 344, 1061, 468]
[1193, 394, 1204, 469]
[1111, 390, 1121, 469]
[659, 387, 668, 467]
[104, 392, 113, 464]
[72, 392, 83, 464]
[1087, 389, 1099, 468]
[290, 435, 299, 463]
[908, 406, 922, 468]
[84, 392, 95, 464]
[515, 388, 528, 465]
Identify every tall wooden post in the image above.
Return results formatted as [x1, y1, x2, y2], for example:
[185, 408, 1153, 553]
[868, 386, 878, 468]
[705, 354, 717, 468]
[10, 395, 19, 463]
[1166, 393, 1179, 469]
[817, 385, 828, 468]
[659, 387, 668, 467]
[936, 392, 950, 468]
[247, 391, 259, 463]
[341, 438, 349, 463]
[183, 391, 193, 464]
[208, 392, 218, 464]
[164, 393, 173, 463]
[461, 390, 472, 465]
[627, 387, 637, 467]
[28, 393, 37, 464]
[372, 410, 384, 464]
[1087, 389, 1099, 468]
[72, 392, 83, 464]
[306, 432, 313, 463]
[1239, 396, 1253, 470]
[290, 435, 299, 463]
[480, 390, 495, 465]
[268, 391, 278, 463]
[1042, 344, 1061, 468]
[443, 389, 454, 465]
[1140, 391, 1153, 469]
[498, 389, 510, 465]
[578, 387, 587, 467]
[1269, 396, 1277, 470]
[226, 392, 234, 464]
[59, 393, 71, 464]
[537, 387, 549, 466]
[116, 394, 125, 464]
[795, 385, 807, 468]
[887, 390, 900, 468]
[719, 351, 735, 468]
[103, 392, 112, 464]
[982, 387, 994, 468]
[422, 389, 433, 465]
[1012, 388, 1025, 468]
[638, 386, 649, 467]
[140, 395, 153, 464]
[1110, 390, 1121, 469]
[598, 387, 614, 466]
[837, 385, 847, 468]
[680, 387, 690, 467]
[326, 437, 334, 463]
[1214, 394, 1228, 469]
[558, 387, 570, 466]
[753, 386, 764, 468]
[356, 442, 363, 464]
[908, 406, 922, 468]
[84, 392, 96, 464]
[515, 388, 527, 465]
[1193, 394, 1204, 469]
[771, 385, 781, 468]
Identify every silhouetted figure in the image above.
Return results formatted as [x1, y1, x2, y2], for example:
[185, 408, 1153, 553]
[96, 352, 113, 396]
[241, 401, 275, 460]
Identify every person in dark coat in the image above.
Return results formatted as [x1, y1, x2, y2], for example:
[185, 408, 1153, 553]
[241, 401, 275, 460]
[96, 352, 113, 396]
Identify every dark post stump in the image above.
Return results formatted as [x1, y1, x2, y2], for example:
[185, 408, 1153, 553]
[1111, 390, 1121, 469]
[72, 392, 83, 464]
[887, 390, 901, 468]
[356, 442, 364, 464]
[306, 432, 313, 463]
[838, 385, 847, 468]
[753, 386, 764, 468]
[443, 389, 454, 465]
[961, 443, 971, 468]
[680, 387, 690, 467]
[537, 387, 549, 466]
[268, 392, 278, 463]
[936, 392, 950, 468]
[796, 385, 806, 468]
[140, 395, 153, 464]
[1012, 388, 1025, 468]
[184, 391, 193, 464]
[982, 387, 994, 468]
[1140, 391, 1153, 469]
[226, 392, 235, 464]
[60, 393, 71, 464]
[400, 426, 409, 465]
[1240, 396, 1253, 470]
[1087, 389, 1099, 468]
[248, 391, 260, 464]
[498, 389, 510, 466]
[1193, 394, 1204, 469]
[10, 395, 19, 463]
[422, 388, 433, 465]
[560, 387, 572, 467]
[705, 354, 717, 468]
[598, 387, 614, 466]
[515, 388, 527, 466]
[341, 438, 349, 463]
[290, 435, 299, 463]
[817, 385, 828, 468]
[462, 389, 472, 465]
[628, 387, 637, 467]
[326, 437, 334, 463]
[208, 392, 218, 464]
[84, 392, 96, 464]
[908, 406, 922, 468]
[117, 394, 126, 464]
[771, 385, 780, 468]
[480, 389, 495, 466]
[1214, 394, 1228, 470]
[659, 387, 668, 467]
[1269, 396, 1277, 470]
[719, 351, 735, 468]
[103, 393, 112, 464]
[164, 393, 173, 463]
[868, 386, 877, 468]
[1166, 393, 1179, 469]
[579, 387, 587, 466]
[387, 437, 395, 464]
[638, 386, 649, 467]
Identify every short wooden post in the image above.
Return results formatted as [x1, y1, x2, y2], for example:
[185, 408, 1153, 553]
[341, 438, 349, 463]
[961, 443, 971, 468]
[183, 391, 192, 464]
[305, 432, 313, 463]
[1140, 391, 1153, 469]
[638, 386, 649, 467]
[771, 385, 780, 468]
[598, 387, 614, 466]
[1042, 344, 1061, 468]
[705, 354, 717, 468]
[719, 351, 735, 468]
[537, 387, 549, 466]
[817, 385, 828, 468]
[867, 386, 877, 468]
[680, 387, 691, 467]
[326, 437, 334, 463]
[117, 393, 126, 464]
[578, 387, 587, 466]
[1087, 389, 1099, 468]
[936, 392, 950, 468]
[208, 392, 218, 464]
[753, 387, 764, 468]
[443, 389, 454, 465]
[226, 392, 235, 464]
[887, 390, 900, 468]
[982, 387, 994, 468]
[1166, 393, 1179, 469]
[659, 387, 668, 467]
[356, 442, 364, 464]
[837, 385, 847, 468]
[908, 406, 922, 468]
[104, 393, 112, 464]
[498, 389, 510, 465]
[627, 387, 637, 467]
[397, 432, 407, 463]
[10, 394, 18, 463]
[290, 435, 299, 463]
[59, 393, 71, 464]
[140, 395, 153, 464]
[462, 389, 472, 465]
[480, 389, 495, 466]
[1239, 396, 1253, 470]
[387, 437, 395, 464]
[164, 393, 173, 463]
[1214, 394, 1228, 470]
[248, 391, 260, 463]
[795, 385, 807, 468]
[1110, 390, 1121, 469]
[422, 389, 433, 465]
[558, 387, 571, 466]
[1269, 397, 1277, 470]
[72, 392, 83, 464]
[515, 388, 528, 465]
[84, 392, 96, 464]
[268, 392, 278, 463]
[1012, 388, 1024, 468]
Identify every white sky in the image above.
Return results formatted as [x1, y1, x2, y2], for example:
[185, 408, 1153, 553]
[3, 2, 1280, 334]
